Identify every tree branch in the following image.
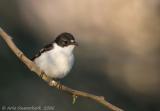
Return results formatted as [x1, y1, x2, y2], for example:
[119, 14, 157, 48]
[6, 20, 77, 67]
[0, 27, 124, 111]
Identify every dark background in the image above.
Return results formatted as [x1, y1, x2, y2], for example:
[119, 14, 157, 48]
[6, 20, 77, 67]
[0, 0, 160, 111]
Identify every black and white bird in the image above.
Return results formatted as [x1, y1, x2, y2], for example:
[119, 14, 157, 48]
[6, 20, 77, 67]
[31, 32, 78, 79]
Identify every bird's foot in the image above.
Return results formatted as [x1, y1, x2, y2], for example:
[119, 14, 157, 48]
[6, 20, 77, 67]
[50, 78, 62, 90]
[55, 81, 62, 90]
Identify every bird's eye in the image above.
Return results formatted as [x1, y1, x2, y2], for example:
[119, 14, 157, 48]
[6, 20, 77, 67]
[63, 40, 68, 45]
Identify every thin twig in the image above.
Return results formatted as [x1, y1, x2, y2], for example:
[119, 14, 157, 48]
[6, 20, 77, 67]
[0, 27, 124, 111]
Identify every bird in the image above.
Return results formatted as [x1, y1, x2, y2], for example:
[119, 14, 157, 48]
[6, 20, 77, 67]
[31, 32, 78, 79]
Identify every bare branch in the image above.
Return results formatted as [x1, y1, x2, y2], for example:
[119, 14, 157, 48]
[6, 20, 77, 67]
[0, 27, 124, 111]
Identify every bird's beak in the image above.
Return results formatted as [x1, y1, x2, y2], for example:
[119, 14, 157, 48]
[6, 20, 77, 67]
[74, 42, 78, 46]
[72, 41, 78, 46]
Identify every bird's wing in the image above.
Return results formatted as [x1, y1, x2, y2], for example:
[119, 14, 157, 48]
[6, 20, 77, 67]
[31, 43, 54, 61]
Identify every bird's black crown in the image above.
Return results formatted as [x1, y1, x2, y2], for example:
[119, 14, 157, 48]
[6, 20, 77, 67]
[31, 32, 77, 61]
[55, 32, 78, 47]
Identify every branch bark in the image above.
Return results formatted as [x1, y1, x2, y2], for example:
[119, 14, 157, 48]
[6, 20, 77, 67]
[0, 27, 124, 111]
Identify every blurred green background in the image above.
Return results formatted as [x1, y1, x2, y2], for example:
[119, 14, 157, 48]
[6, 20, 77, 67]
[0, 0, 160, 111]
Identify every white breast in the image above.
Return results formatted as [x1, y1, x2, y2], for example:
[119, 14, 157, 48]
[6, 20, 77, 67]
[34, 43, 75, 79]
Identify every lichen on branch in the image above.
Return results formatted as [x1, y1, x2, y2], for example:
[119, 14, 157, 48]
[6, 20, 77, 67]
[0, 27, 124, 111]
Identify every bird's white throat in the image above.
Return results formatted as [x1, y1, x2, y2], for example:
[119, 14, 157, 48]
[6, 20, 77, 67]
[54, 43, 75, 54]
[34, 43, 75, 79]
